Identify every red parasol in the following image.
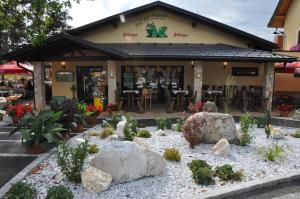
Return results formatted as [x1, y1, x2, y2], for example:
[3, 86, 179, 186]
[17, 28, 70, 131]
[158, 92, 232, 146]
[0, 61, 33, 74]
[275, 61, 300, 73]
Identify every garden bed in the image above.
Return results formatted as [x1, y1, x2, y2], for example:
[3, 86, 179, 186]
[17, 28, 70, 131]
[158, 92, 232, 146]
[22, 125, 300, 199]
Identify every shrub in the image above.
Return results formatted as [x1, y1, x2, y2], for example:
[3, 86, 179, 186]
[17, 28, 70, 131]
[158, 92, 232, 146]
[239, 112, 254, 146]
[187, 160, 215, 185]
[259, 143, 288, 161]
[46, 185, 73, 199]
[213, 164, 243, 182]
[88, 144, 99, 154]
[163, 148, 181, 162]
[57, 140, 89, 183]
[7, 181, 37, 199]
[255, 117, 266, 128]
[123, 117, 139, 141]
[100, 127, 114, 139]
[137, 129, 151, 138]
[265, 124, 271, 139]
[176, 118, 185, 132]
[110, 112, 123, 129]
[292, 131, 300, 138]
[165, 117, 172, 129]
[156, 117, 172, 130]
[89, 131, 101, 136]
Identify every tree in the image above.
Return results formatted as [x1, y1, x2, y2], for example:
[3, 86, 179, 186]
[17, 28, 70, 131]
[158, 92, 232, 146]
[0, 0, 80, 54]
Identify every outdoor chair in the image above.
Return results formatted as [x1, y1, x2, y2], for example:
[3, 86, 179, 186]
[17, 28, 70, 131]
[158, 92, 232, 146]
[133, 92, 144, 113]
[142, 88, 152, 111]
[115, 90, 125, 110]
[166, 91, 177, 113]
[186, 91, 197, 104]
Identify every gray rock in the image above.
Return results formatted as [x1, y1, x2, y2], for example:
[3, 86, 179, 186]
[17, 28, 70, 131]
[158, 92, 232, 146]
[81, 167, 112, 193]
[212, 138, 230, 156]
[203, 101, 218, 112]
[68, 138, 85, 148]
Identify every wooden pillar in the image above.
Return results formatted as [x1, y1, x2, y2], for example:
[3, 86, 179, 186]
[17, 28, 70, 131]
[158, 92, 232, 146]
[193, 61, 203, 102]
[33, 62, 46, 111]
[263, 62, 275, 110]
[107, 60, 117, 104]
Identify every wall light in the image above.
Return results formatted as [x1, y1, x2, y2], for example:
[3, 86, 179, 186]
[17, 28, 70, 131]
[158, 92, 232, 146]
[120, 14, 126, 23]
[223, 61, 228, 69]
[61, 61, 66, 69]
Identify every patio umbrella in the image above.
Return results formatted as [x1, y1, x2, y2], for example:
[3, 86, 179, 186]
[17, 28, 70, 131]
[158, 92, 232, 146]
[275, 61, 300, 73]
[0, 61, 33, 74]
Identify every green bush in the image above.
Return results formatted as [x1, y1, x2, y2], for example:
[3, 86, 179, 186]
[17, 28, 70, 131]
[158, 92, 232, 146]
[100, 127, 114, 139]
[156, 117, 172, 130]
[57, 140, 89, 183]
[7, 181, 37, 199]
[163, 148, 181, 162]
[187, 160, 215, 185]
[292, 131, 300, 138]
[176, 118, 185, 132]
[259, 143, 288, 161]
[240, 112, 254, 146]
[45, 185, 73, 199]
[137, 129, 151, 138]
[88, 144, 99, 154]
[123, 117, 139, 141]
[213, 164, 243, 182]
[255, 117, 266, 128]
[110, 112, 123, 129]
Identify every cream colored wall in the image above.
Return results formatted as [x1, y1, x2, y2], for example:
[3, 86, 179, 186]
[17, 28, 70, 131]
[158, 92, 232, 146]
[51, 61, 107, 98]
[80, 9, 249, 47]
[283, 0, 300, 50]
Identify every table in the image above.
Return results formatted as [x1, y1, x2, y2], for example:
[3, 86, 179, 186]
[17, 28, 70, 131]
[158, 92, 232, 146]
[205, 90, 223, 106]
[0, 91, 9, 97]
[172, 90, 188, 111]
[205, 90, 223, 95]
[123, 90, 139, 111]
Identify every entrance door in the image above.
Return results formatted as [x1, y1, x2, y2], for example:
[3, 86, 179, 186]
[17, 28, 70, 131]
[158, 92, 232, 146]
[76, 66, 104, 103]
[121, 65, 184, 103]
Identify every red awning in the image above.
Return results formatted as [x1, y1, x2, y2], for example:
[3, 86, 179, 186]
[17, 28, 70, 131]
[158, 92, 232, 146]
[0, 61, 32, 74]
[275, 61, 300, 73]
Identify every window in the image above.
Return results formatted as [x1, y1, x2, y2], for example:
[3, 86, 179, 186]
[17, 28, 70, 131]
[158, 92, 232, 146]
[232, 67, 258, 76]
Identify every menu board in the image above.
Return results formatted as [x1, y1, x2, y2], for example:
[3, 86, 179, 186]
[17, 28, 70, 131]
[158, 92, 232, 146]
[56, 71, 74, 82]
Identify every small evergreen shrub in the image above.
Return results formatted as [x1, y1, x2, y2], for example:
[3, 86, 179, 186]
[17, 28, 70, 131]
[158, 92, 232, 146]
[123, 117, 139, 141]
[187, 160, 215, 185]
[156, 117, 172, 130]
[7, 181, 37, 199]
[292, 131, 300, 138]
[110, 112, 123, 129]
[176, 118, 185, 132]
[165, 117, 172, 129]
[57, 140, 89, 183]
[239, 112, 254, 146]
[88, 144, 99, 154]
[163, 148, 181, 162]
[100, 127, 114, 139]
[213, 164, 243, 181]
[137, 129, 151, 138]
[45, 185, 73, 199]
[259, 143, 288, 161]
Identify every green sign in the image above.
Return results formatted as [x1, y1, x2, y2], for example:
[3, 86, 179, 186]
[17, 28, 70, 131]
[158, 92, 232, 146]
[146, 22, 168, 38]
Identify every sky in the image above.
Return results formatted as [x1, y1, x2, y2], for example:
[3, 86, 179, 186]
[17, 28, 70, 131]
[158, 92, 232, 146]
[69, 0, 279, 41]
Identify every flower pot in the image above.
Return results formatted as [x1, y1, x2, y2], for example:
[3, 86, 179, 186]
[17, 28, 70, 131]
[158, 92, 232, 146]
[62, 132, 71, 140]
[25, 144, 43, 154]
[11, 116, 21, 125]
[77, 123, 84, 133]
[86, 116, 97, 126]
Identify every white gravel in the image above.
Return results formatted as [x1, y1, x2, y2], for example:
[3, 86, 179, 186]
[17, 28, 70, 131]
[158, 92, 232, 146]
[24, 125, 300, 199]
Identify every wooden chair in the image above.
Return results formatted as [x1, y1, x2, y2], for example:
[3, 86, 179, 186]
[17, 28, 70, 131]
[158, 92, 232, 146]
[166, 91, 177, 113]
[115, 90, 125, 110]
[187, 91, 197, 104]
[142, 88, 152, 111]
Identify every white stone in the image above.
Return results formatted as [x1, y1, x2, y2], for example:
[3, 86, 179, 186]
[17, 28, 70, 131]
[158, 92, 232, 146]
[133, 137, 151, 149]
[171, 124, 177, 131]
[107, 134, 119, 141]
[81, 167, 112, 193]
[271, 127, 285, 139]
[116, 120, 126, 139]
[68, 138, 85, 148]
[91, 141, 165, 184]
[212, 138, 230, 156]
[155, 129, 166, 136]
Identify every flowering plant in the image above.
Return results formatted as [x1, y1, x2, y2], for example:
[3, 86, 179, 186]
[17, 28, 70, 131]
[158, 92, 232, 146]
[290, 44, 300, 51]
[188, 101, 205, 113]
[85, 104, 102, 117]
[277, 104, 294, 112]
[7, 103, 33, 118]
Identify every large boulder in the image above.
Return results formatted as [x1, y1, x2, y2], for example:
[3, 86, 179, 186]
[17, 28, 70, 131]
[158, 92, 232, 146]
[182, 112, 238, 147]
[91, 141, 165, 184]
[81, 167, 112, 193]
[212, 138, 230, 156]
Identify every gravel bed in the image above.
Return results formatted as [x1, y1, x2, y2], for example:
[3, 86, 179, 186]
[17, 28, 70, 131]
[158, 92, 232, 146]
[24, 125, 300, 199]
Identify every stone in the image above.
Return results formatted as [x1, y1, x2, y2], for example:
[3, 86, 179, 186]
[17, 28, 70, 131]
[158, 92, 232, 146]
[171, 124, 177, 131]
[133, 137, 151, 149]
[81, 167, 112, 193]
[116, 119, 126, 139]
[212, 138, 230, 156]
[155, 129, 166, 136]
[68, 138, 85, 148]
[271, 127, 284, 139]
[293, 110, 300, 120]
[203, 101, 218, 112]
[91, 141, 165, 184]
[182, 112, 238, 146]
[107, 134, 119, 141]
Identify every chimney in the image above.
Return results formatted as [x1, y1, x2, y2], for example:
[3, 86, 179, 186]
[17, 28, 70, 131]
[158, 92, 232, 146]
[274, 35, 284, 50]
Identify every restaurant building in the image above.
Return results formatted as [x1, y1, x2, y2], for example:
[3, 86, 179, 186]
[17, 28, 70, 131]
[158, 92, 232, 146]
[1, 1, 296, 111]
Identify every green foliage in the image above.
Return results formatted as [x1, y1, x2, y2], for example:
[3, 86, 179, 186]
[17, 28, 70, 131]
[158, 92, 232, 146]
[57, 140, 89, 183]
[187, 160, 215, 185]
[213, 164, 243, 182]
[163, 148, 181, 162]
[46, 185, 73, 199]
[239, 112, 254, 146]
[156, 117, 172, 130]
[123, 117, 139, 141]
[7, 181, 37, 199]
[291, 131, 300, 138]
[265, 125, 271, 139]
[175, 118, 185, 132]
[9, 110, 64, 146]
[137, 129, 151, 138]
[255, 117, 266, 128]
[110, 112, 123, 129]
[100, 127, 114, 139]
[88, 144, 99, 154]
[259, 143, 288, 161]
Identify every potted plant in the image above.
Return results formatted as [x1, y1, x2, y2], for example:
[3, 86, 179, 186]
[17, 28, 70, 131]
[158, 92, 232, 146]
[277, 104, 294, 117]
[9, 110, 64, 154]
[6, 103, 33, 125]
[85, 104, 102, 126]
[75, 103, 87, 132]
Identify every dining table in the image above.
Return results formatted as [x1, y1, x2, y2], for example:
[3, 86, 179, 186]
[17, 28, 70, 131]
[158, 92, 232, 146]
[172, 90, 188, 111]
[205, 90, 223, 105]
[123, 90, 140, 111]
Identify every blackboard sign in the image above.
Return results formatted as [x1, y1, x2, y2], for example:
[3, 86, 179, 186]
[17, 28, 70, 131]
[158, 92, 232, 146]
[56, 71, 74, 82]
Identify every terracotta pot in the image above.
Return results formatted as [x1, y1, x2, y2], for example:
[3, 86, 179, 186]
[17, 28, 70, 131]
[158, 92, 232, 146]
[86, 116, 97, 126]
[280, 110, 289, 117]
[11, 116, 21, 125]
[62, 132, 71, 140]
[25, 144, 43, 154]
[77, 123, 84, 133]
